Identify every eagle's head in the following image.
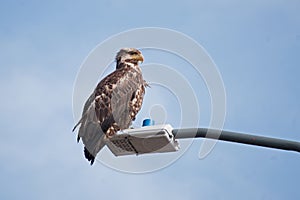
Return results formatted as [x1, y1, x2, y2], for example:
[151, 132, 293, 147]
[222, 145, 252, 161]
[116, 48, 144, 68]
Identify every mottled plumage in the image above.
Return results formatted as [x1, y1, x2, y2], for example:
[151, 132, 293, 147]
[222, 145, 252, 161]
[73, 48, 147, 165]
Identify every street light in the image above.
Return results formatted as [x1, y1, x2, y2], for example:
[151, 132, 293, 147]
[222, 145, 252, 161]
[105, 123, 300, 156]
[173, 128, 300, 153]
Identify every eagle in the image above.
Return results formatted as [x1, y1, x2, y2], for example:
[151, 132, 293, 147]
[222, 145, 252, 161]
[73, 48, 147, 165]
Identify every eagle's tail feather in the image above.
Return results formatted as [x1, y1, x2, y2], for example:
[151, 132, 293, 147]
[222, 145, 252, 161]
[84, 147, 95, 165]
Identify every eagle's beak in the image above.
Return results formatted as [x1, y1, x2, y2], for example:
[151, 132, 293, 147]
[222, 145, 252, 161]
[137, 54, 144, 63]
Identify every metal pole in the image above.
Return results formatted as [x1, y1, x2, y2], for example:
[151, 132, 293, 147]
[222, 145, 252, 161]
[172, 128, 300, 153]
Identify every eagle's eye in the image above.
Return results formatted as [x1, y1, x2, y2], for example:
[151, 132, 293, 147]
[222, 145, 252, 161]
[129, 51, 137, 55]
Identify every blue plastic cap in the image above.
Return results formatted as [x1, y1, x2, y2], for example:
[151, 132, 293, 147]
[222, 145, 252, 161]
[142, 118, 155, 126]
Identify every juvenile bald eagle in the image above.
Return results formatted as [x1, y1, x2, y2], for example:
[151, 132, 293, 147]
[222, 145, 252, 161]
[73, 48, 147, 165]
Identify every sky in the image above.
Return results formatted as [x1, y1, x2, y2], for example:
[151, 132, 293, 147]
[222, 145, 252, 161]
[1, 0, 300, 199]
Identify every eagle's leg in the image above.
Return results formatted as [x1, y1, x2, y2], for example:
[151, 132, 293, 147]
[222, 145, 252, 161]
[105, 123, 120, 138]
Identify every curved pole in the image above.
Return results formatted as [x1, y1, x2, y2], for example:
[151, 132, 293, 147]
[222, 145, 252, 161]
[172, 128, 300, 153]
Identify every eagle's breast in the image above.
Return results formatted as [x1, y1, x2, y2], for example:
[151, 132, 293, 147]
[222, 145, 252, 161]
[94, 64, 145, 136]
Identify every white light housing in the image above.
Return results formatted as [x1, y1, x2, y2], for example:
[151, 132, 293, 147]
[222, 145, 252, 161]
[106, 124, 180, 156]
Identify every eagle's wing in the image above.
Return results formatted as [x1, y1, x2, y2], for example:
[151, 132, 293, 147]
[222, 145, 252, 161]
[106, 67, 145, 131]
[73, 91, 106, 165]
[72, 92, 95, 140]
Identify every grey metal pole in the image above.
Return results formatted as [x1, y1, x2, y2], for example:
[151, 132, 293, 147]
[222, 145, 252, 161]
[172, 128, 300, 153]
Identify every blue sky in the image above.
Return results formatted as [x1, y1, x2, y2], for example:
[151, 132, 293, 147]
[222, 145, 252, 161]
[1, 0, 300, 199]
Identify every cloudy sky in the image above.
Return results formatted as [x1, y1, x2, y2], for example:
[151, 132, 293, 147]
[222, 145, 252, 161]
[1, 0, 300, 199]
